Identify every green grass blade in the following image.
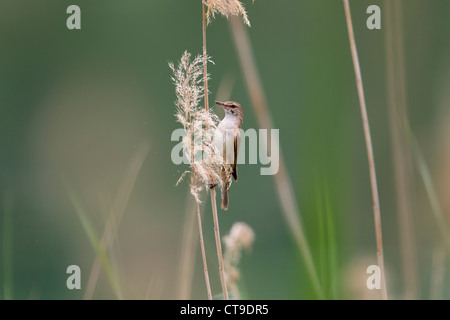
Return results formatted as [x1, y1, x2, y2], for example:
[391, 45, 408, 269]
[410, 136, 450, 250]
[315, 181, 327, 296]
[324, 184, 338, 299]
[66, 187, 122, 299]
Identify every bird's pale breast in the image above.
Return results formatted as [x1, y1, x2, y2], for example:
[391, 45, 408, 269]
[213, 122, 240, 165]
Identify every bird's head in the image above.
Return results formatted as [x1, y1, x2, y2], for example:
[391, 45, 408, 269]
[215, 101, 244, 120]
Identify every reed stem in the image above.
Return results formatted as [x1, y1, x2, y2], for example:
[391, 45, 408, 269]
[342, 0, 387, 300]
[202, 2, 209, 114]
[203, 0, 228, 300]
[210, 189, 229, 299]
[195, 186, 213, 300]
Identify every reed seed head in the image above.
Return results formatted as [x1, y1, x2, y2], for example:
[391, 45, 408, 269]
[223, 222, 255, 299]
[204, 0, 253, 27]
[170, 51, 232, 202]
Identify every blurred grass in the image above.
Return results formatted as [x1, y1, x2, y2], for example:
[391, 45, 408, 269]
[324, 184, 338, 299]
[67, 187, 122, 299]
[411, 134, 450, 253]
[315, 180, 338, 299]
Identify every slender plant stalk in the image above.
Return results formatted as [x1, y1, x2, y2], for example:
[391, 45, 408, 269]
[190, 119, 213, 299]
[194, 179, 213, 300]
[177, 185, 212, 300]
[342, 0, 387, 300]
[228, 16, 323, 299]
[189, 77, 213, 299]
[210, 188, 228, 299]
[177, 191, 197, 299]
[202, 2, 209, 114]
[384, 0, 418, 299]
[202, 0, 228, 299]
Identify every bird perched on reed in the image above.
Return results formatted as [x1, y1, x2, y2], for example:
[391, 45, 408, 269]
[212, 100, 244, 210]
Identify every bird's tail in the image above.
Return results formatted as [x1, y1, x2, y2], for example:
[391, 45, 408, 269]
[221, 186, 229, 210]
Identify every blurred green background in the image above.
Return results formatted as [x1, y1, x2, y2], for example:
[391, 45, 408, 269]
[1, 0, 450, 299]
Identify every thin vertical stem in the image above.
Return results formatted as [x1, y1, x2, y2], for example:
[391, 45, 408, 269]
[342, 0, 387, 300]
[177, 187, 212, 299]
[202, 1, 209, 114]
[203, 0, 228, 300]
[187, 43, 212, 299]
[210, 188, 229, 299]
[189, 107, 212, 299]
[195, 190, 213, 300]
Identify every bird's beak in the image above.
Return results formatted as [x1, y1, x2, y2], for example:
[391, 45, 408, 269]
[215, 101, 226, 108]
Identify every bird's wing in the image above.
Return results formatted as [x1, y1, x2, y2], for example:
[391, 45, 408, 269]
[232, 131, 239, 181]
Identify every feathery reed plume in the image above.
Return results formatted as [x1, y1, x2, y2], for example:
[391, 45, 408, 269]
[170, 52, 227, 198]
[170, 51, 227, 299]
[223, 222, 255, 299]
[342, 0, 387, 299]
[204, 0, 252, 26]
[171, 50, 235, 299]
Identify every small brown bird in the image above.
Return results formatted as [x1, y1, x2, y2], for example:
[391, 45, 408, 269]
[213, 101, 244, 210]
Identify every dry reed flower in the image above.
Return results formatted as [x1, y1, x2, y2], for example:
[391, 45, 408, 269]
[170, 51, 232, 202]
[204, 0, 252, 26]
[223, 222, 255, 299]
